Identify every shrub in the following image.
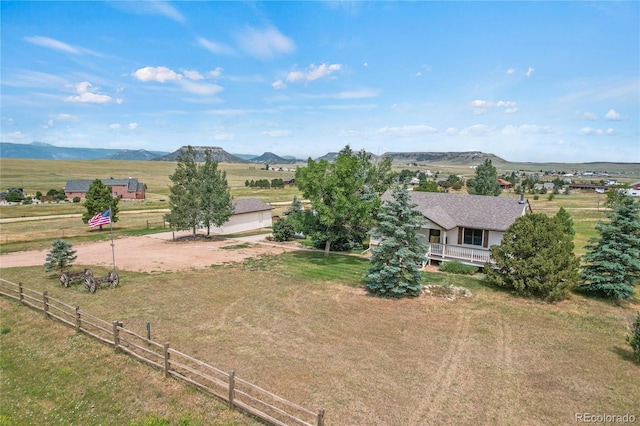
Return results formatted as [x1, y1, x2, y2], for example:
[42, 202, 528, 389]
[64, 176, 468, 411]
[73, 196, 81, 203]
[438, 260, 478, 275]
[628, 312, 640, 364]
[272, 218, 294, 242]
[534, 195, 539, 200]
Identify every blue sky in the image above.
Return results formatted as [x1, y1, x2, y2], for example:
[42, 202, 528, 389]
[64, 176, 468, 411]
[1, 1, 638, 162]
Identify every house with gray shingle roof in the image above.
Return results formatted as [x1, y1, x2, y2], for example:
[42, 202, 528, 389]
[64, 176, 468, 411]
[376, 191, 531, 266]
[64, 178, 145, 200]
[203, 198, 273, 234]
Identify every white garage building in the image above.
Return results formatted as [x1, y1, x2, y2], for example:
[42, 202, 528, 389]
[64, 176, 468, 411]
[206, 198, 273, 235]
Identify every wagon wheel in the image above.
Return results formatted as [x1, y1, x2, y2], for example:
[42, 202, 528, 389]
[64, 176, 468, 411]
[59, 273, 70, 287]
[84, 276, 97, 293]
[84, 268, 94, 277]
[108, 270, 119, 288]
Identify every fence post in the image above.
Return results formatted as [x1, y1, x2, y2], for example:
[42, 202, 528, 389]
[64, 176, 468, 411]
[113, 321, 120, 349]
[146, 321, 151, 341]
[75, 306, 81, 330]
[18, 282, 24, 304]
[228, 370, 236, 408]
[317, 408, 325, 426]
[163, 342, 170, 378]
[43, 291, 49, 317]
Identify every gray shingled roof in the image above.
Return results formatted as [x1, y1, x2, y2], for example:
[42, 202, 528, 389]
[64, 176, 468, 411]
[382, 191, 530, 231]
[64, 178, 140, 193]
[232, 198, 273, 214]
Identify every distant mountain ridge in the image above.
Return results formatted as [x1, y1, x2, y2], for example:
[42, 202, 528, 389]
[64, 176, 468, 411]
[154, 146, 248, 163]
[0, 142, 167, 160]
[248, 152, 297, 164]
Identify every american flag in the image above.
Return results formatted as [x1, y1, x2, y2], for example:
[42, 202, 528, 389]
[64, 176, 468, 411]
[88, 208, 111, 228]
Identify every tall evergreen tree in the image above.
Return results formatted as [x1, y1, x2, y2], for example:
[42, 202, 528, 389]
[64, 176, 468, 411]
[554, 207, 575, 239]
[467, 159, 501, 196]
[365, 184, 427, 298]
[165, 146, 202, 236]
[199, 150, 234, 236]
[485, 213, 580, 302]
[580, 197, 640, 299]
[82, 179, 119, 229]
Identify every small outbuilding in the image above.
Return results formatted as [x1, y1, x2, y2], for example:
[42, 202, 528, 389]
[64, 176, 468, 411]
[205, 198, 273, 234]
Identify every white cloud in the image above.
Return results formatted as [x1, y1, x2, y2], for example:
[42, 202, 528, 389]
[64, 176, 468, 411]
[607, 128, 615, 135]
[414, 72, 422, 77]
[604, 108, 624, 121]
[52, 113, 78, 121]
[445, 127, 459, 136]
[460, 124, 495, 136]
[377, 125, 438, 137]
[116, 1, 185, 24]
[272, 79, 286, 90]
[208, 67, 223, 78]
[363, 62, 368, 67]
[133, 66, 182, 83]
[582, 112, 598, 121]
[526, 67, 535, 77]
[577, 127, 604, 135]
[505, 108, 519, 114]
[506, 68, 515, 75]
[128, 123, 139, 130]
[24, 35, 101, 56]
[212, 132, 234, 141]
[496, 100, 517, 108]
[286, 63, 342, 83]
[179, 80, 223, 96]
[262, 130, 291, 137]
[109, 123, 121, 130]
[502, 125, 555, 135]
[182, 70, 204, 81]
[235, 26, 295, 60]
[197, 37, 235, 56]
[65, 81, 112, 104]
[468, 100, 493, 108]
[339, 129, 360, 136]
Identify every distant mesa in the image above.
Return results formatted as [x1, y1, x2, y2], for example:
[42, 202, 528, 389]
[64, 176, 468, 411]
[105, 149, 163, 160]
[154, 146, 248, 163]
[248, 152, 298, 164]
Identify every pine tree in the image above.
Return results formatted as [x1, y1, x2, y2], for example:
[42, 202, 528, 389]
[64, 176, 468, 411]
[44, 239, 77, 273]
[485, 213, 580, 302]
[467, 159, 501, 196]
[580, 197, 640, 299]
[82, 179, 119, 228]
[628, 312, 640, 364]
[554, 207, 575, 238]
[365, 184, 427, 298]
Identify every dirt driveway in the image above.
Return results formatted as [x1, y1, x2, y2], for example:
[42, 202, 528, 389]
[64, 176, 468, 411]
[0, 232, 300, 273]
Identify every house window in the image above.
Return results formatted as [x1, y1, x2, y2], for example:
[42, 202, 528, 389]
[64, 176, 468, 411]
[429, 229, 441, 243]
[463, 228, 483, 246]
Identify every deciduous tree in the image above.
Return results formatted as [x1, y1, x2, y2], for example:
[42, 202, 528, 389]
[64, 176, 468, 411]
[365, 184, 427, 298]
[199, 150, 234, 236]
[467, 159, 501, 196]
[82, 179, 119, 229]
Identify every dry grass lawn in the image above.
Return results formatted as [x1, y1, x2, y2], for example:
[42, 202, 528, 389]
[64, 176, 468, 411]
[1, 255, 638, 425]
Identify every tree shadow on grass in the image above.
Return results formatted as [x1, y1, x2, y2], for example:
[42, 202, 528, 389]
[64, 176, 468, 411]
[610, 345, 639, 366]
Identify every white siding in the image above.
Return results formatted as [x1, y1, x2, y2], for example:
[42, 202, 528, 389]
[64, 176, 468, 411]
[207, 211, 273, 234]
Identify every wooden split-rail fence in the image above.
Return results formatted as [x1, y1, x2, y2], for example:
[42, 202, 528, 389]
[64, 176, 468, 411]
[0, 279, 325, 426]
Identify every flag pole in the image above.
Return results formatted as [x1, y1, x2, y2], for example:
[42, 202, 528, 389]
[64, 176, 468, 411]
[109, 207, 116, 271]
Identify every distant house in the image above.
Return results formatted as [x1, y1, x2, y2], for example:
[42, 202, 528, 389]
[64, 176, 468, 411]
[64, 178, 145, 200]
[497, 179, 511, 190]
[205, 198, 273, 234]
[373, 192, 531, 266]
[567, 183, 606, 192]
[282, 178, 296, 186]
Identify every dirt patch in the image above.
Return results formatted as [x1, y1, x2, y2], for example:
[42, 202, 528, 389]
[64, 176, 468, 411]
[0, 233, 300, 273]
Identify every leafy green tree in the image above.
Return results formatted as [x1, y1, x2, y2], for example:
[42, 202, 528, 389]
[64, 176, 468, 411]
[199, 150, 234, 237]
[272, 218, 295, 242]
[628, 312, 640, 364]
[485, 213, 580, 302]
[287, 196, 306, 234]
[604, 186, 630, 209]
[82, 179, 119, 228]
[44, 239, 77, 273]
[296, 145, 393, 256]
[580, 197, 640, 299]
[467, 159, 501, 196]
[165, 146, 202, 236]
[365, 184, 427, 298]
[414, 178, 441, 193]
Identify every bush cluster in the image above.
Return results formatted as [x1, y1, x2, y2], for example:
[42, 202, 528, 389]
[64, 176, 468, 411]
[438, 260, 478, 275]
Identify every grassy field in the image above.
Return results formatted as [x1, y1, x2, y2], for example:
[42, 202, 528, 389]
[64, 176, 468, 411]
[1, 253, 638, 425]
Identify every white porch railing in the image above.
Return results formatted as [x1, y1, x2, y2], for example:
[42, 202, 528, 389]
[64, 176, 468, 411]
[426, 243, 493, 265]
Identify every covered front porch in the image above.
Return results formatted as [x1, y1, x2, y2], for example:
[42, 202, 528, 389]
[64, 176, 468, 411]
[424, 242, 494, 267]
